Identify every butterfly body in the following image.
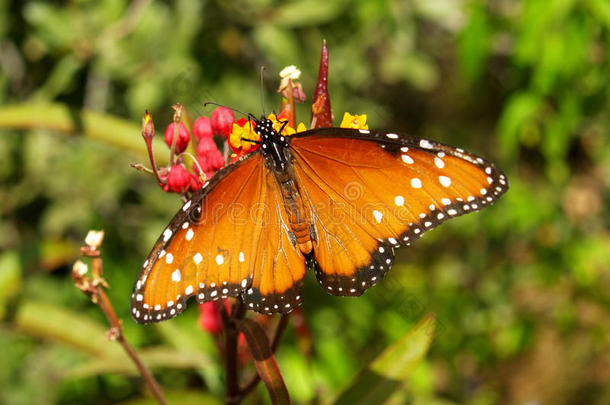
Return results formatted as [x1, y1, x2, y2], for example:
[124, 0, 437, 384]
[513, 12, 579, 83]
[256, 117, 315, 255]
[131, 120, 508, 323]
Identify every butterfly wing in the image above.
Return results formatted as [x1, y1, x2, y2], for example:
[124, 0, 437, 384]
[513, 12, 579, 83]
[131, 153, 306, 323]
[289, 128, 508, 296]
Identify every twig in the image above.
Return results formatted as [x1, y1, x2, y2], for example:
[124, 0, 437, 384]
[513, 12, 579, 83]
[73, 231, 167, 405]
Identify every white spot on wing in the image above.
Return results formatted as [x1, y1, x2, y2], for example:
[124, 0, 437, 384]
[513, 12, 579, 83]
[434, 157, 445, 168]
[386, 133, 399, 139]
[394, 195, 404, 206]
[171, 269, 181, 282]
[163, 229, 172, 242]
[411, 178, 422, 188]
[165, 253, 173, 264]
[182, 200, 192, 211]
[402, 154, 414, 164]
[185, 228, 194, 241]
[439, 176, 452, 187]
[216, 254, 224, 266]
[373, 210, 383, 223]
[239, 252, 245, 263]
[193, 253, 203, 264]
[420, 139, 433, 149]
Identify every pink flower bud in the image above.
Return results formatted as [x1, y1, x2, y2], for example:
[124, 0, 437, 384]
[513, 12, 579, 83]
[164, 122, 191, 153]
[211, 107, 235, 139]
[193, 116, 214, 141]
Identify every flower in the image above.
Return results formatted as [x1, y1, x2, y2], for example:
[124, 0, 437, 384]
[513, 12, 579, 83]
[193, 116, 213, 141]
[198, 301, 227, 334]
[211, 107, 235, 139]
[164, 122, 191, 153]
[267, 113, 307, 135]
[166, 164, 191, 193]
[339, 112, 368, 130]
[229, 118, 260, 156]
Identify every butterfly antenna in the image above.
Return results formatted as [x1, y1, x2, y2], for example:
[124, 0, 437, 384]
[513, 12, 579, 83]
[260, 66, 266, 116]
[203, 101, 252, 119]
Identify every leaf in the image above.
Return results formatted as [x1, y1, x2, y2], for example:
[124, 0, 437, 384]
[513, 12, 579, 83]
[497, 92, 542, 160]
[67, 346, 212, 378]
[239, 318, 290, 405]
[0, 251, 22, 320]
[268, 0, 349, 28]
[0, 103, 168, 164]
[333, 313, 436, 405]
[15, 300, 125, 358]
[116, 390, 223, 405]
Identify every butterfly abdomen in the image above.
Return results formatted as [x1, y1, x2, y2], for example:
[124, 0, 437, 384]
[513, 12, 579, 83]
[278, 176, 313, 254]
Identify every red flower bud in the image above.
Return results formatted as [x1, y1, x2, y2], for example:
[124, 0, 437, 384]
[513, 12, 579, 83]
[166, 164, 191, 193]
[196, 136, 218, 156]
[164, 122, 191, 153]
[194, 153, 225, 180]
[198, 301, 229, 334]
[311, 40, 333, 128]
[142, 110, 155, 141]
[189, 173, 203, 192]
[211, 107, 235, 139]
[193, 116, 213, 141]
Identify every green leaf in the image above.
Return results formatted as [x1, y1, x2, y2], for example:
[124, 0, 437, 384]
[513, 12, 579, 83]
[0, 251, 22, 320]
[15, 300, 125, 358]
[116, 390, 223, 405]
[497, 92, 542, 160]
[268, 0, 349, 28]
[67, 346, 212, 378]
[333, 313, 435, 405]
[458, 2, 490, 81]
[0, 103, 167, 164]
[239, 318, 290, 405]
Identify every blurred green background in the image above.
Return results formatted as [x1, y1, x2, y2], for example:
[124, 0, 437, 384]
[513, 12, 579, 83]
[1, 0, 609, 404]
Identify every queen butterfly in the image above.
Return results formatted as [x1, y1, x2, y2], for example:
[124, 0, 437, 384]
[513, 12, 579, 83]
[130, 116, 508, 323]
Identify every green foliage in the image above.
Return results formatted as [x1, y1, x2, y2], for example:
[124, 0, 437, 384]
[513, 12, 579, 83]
[1, 0, 609, 404]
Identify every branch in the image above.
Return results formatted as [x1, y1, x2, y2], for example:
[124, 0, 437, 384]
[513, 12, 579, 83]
[73, 230, 167, 405]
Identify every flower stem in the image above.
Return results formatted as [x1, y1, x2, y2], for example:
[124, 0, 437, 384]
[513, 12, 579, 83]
[223, 298, 246, 404]
[237, 314, 290, 401]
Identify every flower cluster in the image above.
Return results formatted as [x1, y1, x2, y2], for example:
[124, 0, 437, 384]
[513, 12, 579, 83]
[138, 103, 235, 195]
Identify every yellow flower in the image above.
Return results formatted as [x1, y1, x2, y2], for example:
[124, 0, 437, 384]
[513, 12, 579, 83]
[229, 119, 260, 155]
[267, 113, 307, 135]
[339, 112, 369, 130]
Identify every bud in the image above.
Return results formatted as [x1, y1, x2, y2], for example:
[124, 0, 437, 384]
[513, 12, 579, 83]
[141, 110, 155, 140]
[164, 122, 191, 154]
[196, 136, 219, 156]
[198, 301, 226, 334]
[72, 260, 89, 277]
[311, 40, 333, 128]
[85, 230, 105, 249]
[188, 173, 203, 192]
[166, 164, 191, 193]
[211, 107, 235, 139]
[193, 116, 214, 141]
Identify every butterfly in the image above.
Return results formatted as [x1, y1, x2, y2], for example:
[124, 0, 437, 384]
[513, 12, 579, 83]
[131, 117, 508, 323]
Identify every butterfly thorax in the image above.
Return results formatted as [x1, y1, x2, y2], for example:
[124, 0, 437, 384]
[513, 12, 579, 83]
[255, 117, 313, 254]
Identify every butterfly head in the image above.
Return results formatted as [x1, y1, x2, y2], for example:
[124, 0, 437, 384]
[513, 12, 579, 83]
[252, 116, 291, 172]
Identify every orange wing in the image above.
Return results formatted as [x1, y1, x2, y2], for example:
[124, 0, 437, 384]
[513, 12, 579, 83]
[289, 128, 508, 296]
[131, 153, 306, 323]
